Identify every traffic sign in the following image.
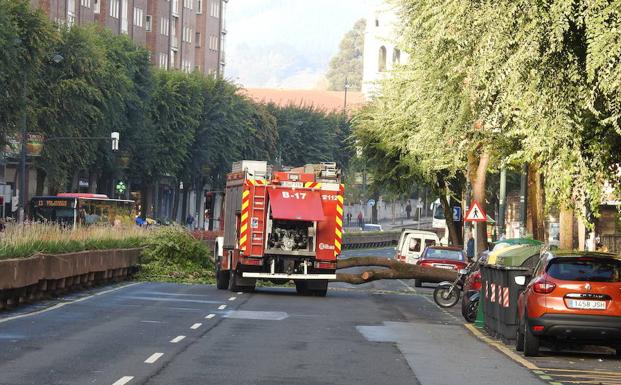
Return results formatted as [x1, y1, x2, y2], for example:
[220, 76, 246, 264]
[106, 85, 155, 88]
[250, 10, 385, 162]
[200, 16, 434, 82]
[452, 206, 461, 222]
[464, 200, 486, 222]
[115, 181, 126, 194]
[367, 199, 376, 207]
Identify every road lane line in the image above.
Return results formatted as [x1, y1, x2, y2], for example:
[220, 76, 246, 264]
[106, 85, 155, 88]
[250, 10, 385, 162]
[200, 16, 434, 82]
[464, 323, 539, 370]
[229, 296, 237, 301]
[237, 291, 243, 294]
[397, 279, 416, 292]
[112, 376, 134, 385]
[190, 323, 202, 329]
[205, 314, 215, 319]
[144, 352, 164, 364]
[0, 283, 139, 325]
[218, 304, 227, 310]
[170, 335, 186, 343]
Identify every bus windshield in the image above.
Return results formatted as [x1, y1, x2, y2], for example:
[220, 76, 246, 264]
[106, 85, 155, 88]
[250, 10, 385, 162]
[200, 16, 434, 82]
[31, 195, 135, 228]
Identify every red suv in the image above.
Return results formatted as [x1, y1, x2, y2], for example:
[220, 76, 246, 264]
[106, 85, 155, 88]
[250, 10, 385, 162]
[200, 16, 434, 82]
[414, 246, 468, 287]
[516, 251, 621, 356]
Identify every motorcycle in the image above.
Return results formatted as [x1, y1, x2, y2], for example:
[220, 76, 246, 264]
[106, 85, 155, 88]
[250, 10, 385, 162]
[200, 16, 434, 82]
[461, 291, 479, 322]
[433, 260, 480, 308]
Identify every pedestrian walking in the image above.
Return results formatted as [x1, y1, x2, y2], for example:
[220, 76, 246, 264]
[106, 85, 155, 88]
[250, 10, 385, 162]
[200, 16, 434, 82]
[466, 230, 475, 260]
[186, 213, 195, 230]
[357, 211, 364, 229]
[346, 212, 352, 226]
[405, 202, 412, 220]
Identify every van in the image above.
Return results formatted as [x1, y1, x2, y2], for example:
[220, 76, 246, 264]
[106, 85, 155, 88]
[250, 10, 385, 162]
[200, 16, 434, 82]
[395, 229, 440, 264]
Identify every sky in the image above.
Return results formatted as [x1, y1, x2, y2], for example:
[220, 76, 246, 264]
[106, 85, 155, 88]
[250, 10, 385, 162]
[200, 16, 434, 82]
[224, 0, 374, 90]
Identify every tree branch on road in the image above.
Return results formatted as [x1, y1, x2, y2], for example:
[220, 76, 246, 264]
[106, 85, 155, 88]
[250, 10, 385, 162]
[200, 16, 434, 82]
[335, 256, 458, 284]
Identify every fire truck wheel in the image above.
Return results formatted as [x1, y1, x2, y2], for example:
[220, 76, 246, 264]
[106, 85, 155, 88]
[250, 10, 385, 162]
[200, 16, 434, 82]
[216, 263, 229, 290]
[295, 280, 309, 296]
[228, 270, 255, 292]
[306, 280, 328, 297]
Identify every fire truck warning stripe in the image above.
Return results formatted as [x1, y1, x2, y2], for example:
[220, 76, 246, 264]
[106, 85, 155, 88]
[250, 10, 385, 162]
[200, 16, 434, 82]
[336, 216, 342, 226]
[241, 212, 248, 221]
[240, 223, 248, 234]
[334, 239, 341, 250]
[242, 190, 250, 198]
[335, 228, 342, 238]
[336, 205, 343, 215]
[240, 234, 247, 245]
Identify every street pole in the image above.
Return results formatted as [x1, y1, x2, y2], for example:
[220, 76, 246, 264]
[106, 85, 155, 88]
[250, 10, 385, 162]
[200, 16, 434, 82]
[498, 166, 506, 238]
[18, 74, 28, 224]
[343, 77, 349, 113]
[519, 163, 527, 237]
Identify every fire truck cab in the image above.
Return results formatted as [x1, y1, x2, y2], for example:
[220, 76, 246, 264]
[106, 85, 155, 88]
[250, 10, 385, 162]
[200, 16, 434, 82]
[216, 160, 344, 297]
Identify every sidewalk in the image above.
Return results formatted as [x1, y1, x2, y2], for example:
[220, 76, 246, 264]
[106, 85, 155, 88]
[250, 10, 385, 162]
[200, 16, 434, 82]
[357, 321, 546, 385]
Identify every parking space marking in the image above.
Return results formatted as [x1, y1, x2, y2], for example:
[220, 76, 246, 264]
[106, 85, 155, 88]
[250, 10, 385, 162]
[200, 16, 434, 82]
[190, 323, 202, 330]
[170, 335, 185, 343]
[205, 314, 215, 319]
[229, 296, 237, 301]
[218, 304, 227, 310]
[144, 352, 164, 364]
[112, 376, 134, 385]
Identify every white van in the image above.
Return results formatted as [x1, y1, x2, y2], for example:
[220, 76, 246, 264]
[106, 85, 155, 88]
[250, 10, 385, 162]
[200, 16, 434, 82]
[395, 230, 440, 265]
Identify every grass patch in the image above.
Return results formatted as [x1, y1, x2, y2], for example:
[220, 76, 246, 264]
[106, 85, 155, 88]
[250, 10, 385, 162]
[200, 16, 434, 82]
[135, 226, 215, 284]
[0, 223, 151, 260]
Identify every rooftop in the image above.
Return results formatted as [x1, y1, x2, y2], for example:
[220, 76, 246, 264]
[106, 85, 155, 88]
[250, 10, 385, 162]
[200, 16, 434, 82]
[241, 88, 365, 112]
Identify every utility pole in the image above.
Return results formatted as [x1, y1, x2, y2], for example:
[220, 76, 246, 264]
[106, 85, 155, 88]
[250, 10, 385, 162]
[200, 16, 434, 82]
[18, 73, 27, 224]
[343, 77, 350, 113]
[519, 163, 528, 237]
[498, 167, 507, 238]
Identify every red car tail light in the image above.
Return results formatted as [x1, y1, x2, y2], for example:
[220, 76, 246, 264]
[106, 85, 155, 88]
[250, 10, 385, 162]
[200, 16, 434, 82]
[533, 281, 556, 294]
[531, 325, 544, 332]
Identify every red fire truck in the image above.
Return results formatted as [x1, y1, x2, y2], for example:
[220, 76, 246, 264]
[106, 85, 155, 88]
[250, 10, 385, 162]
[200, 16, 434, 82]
[215, 160, 344, 296]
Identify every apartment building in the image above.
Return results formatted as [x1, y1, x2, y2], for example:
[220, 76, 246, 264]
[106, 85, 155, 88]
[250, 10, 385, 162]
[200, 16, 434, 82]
[30, 0, 226, 76]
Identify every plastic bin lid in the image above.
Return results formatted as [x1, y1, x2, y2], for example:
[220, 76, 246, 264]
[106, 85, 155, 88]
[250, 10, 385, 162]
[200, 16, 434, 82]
[490, 244, 543, 267]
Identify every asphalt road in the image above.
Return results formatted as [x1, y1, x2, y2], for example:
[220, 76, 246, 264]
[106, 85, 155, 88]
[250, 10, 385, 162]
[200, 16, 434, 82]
[0, 247, 618, 385]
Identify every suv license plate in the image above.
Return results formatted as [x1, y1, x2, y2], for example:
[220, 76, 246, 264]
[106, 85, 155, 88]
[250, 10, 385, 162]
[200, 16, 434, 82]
[567, 299, 606, 310]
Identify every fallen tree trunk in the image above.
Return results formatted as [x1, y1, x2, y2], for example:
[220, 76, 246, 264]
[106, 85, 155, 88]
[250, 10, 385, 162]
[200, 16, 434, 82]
[335, 257, 458, 285]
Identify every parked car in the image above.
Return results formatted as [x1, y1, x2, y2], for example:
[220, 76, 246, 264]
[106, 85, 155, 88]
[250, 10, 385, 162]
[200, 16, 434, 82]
[516, 251, 621, 357]
[414, 246, 468, 287]
[395, 229, 440, 265]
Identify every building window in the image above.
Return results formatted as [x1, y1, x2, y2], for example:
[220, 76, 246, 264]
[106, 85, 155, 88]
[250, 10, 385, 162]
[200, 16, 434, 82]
[93, 0, 100, 13]
[195, 32, 201, 47]
[160, 17, 169, 36]
[145, 14, 152, 31]
[133, 8, 144, 28]
[182, 27, 192, 43]
[67, 0, 76, 26]
[183, 0, 193, 10]
[121, 0, 128, 34]
[378, 46, 386, 72]
[196, 0, 202, 13]
[109, 0, 119, 18]
[159, 53, 168, 69]
[210, 0, 220, 17]
[182, 60, 192, 73]
[80, 0, 91, 8]
[209, 35, 218, 51]
[392, 48, 401, 65]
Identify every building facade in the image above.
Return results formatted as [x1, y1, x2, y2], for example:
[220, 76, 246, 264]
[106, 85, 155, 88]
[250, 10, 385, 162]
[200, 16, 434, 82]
[361, 1, 408, 100]
[30, 0, 227, 76]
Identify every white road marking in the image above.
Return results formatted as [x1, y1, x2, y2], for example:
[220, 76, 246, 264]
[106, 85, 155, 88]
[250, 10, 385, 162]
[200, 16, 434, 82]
[237, 291, 243, 295]
[144, 352, 164, 364]
[170, 335, 186, 343]
[0, 283, 139, 325]
[190, 323, 202, 329]
[140, 320, 164, 324]
[205, 314, 215, 319]
[218, 304, 227, 310]
[229, 296, 237, 301]
[112, 376, 134, 385]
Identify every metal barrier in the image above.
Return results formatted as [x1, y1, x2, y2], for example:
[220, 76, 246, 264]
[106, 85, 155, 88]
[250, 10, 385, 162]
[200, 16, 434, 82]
[480, 265, 530, 343]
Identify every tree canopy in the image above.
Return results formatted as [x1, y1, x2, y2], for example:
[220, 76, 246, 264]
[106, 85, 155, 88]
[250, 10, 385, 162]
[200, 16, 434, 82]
[326, 19, 365, 92]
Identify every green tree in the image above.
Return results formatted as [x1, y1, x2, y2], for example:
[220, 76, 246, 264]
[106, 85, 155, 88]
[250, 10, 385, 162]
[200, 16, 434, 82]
[326, 19, 365, 92]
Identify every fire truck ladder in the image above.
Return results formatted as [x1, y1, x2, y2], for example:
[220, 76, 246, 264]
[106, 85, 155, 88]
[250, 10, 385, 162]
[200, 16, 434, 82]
[250, 184, 267, 247]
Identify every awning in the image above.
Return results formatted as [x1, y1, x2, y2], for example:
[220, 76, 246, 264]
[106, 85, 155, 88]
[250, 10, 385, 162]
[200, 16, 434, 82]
[268, 188, 325, 221]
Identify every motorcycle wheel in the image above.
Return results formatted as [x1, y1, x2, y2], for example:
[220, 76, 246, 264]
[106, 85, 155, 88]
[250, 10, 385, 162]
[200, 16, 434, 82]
[462, 298, 478, 323]
[433, 285, 460, 308]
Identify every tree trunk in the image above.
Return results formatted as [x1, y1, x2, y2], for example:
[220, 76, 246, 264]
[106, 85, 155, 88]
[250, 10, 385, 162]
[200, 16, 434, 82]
[88, 172, 99, 194]
[35, 168, 46, 196]
[172, 183, 180, 223]
[335, 256, 457, 284]
[559, 205, 574, 249]
[526, 163, 545, 241]
[438, 179, 460, 246]
[467, 151, 490, 255]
